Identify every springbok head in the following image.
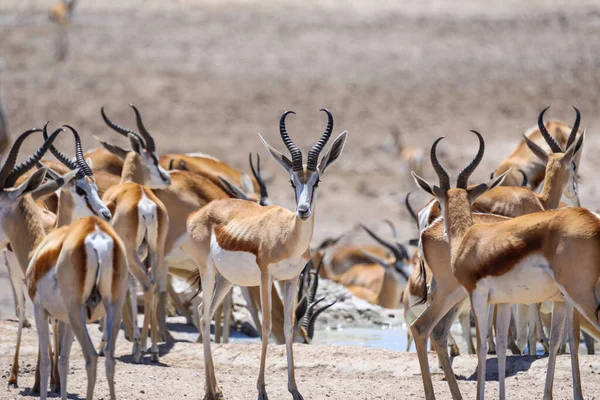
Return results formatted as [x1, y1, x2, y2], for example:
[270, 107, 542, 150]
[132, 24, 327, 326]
[412, 131, 509, 242]
[0, 127, 82, 245]
[522, 106, 585, 200]
[296, 258, 336, 343]
[99, 105, 171, 188]
[43, 123, 111, 221]
[218, 153, 271, 206]
[360, 224, 411, 282]
[259, 109, 348, 220]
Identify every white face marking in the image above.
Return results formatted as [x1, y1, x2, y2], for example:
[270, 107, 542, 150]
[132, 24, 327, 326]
[144, 152, 171, 188]
[291, 170, 319, 220]
[71, 178, 111, 222]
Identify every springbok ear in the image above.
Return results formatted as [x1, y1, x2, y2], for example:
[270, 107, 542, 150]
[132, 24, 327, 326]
[318, 131, 348, 174]
[218, 176, 250, 201]
[10, 168, 48, 200]
[411, 171, 435, 197]
[94, 136, 129, 160]
[128, 133, 143, 154]
[85, 157, 92, 169]
[564, 130, 585, 163]
[240, 172, 254, 194]
[36, 161, 61, 181]
[522, 133, 548, 163]
[258, 133, 293, 172]
[468, 169, 510, 203]
[31, 169, 79, 200]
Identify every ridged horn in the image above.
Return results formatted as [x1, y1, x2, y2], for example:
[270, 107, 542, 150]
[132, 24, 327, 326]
[129, 104, 155, 152]
[249, 153, 269, 205]
[430, 137, 450, 190]
[566, 106, 581, 150]
[279, 110, 303, 171]
[537, 106, 563, 153]
[3, 126, 64, 188]
[456, 130, 485, 189]
[101, 106, 145, 147]
[307, 109, 333, 171]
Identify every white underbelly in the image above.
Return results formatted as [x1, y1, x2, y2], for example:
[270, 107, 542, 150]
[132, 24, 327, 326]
[210, 234, 305, 286]
[479, 254, 560, 304]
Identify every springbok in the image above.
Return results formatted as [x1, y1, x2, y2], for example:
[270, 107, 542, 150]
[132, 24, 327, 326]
[491, 106, 582, 190]
[316, 225, 410, 308]
[48, 0, 77, 60]
[186, 109, 347, 400]
[99, 120, 170, 363]
[7, 124, 112, 392]
[26, 215, 128, 400]
[412, 130, 598, 400]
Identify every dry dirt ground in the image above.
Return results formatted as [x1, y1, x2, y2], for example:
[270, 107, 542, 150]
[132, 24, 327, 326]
[2, 0, 600, 399]
[1, 320, 600, 400]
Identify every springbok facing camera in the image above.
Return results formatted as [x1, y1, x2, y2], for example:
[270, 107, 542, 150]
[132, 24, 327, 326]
[186, 109, 347, 400]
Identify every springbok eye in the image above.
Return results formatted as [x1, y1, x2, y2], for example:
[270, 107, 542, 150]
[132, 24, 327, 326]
[75, 187, 86, 196]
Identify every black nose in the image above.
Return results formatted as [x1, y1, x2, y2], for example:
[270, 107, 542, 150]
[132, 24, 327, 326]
[101, 210, 112, 221]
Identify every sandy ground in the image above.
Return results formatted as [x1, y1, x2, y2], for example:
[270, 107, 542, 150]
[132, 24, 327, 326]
[1, 319, 600, 400]
[2, 1, 600, 399]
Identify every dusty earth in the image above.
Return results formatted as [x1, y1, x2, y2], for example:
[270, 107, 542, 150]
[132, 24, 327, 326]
[1, 319, 600, 400]
[2, 0, 600, 399]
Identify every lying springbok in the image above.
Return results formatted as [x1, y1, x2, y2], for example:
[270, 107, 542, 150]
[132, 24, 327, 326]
[7, 124, 112, 392]
[412, 129, 596, 400]
[186, 109, 347, 400]
[321, 224, 410, 308]
[491, 106, 582, 190]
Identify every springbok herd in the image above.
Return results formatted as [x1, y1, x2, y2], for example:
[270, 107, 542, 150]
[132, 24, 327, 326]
[0, 103, 597, 400]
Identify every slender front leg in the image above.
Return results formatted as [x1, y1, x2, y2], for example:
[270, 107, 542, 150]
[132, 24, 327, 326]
[543, 301, 566, 400]
[470, 291, 489, 400]
[532, 304, 549, 354]
[6, 253, 25, 388]
[486, 305, 496, 355]
[222, 290, 233, 344]
[515, 304, 529, 353]
[199, 265, 223, 400]
[429, 303, 463, 400]
[34, 305, 51, 400]
[58, 324, 74, 400]
[495, 304, 511, 400]
[282, 278, 304, 400]
[257, 271, 273, 400]
[566, 303, 583, 400]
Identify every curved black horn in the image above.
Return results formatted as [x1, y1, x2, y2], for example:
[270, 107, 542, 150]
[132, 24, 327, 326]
[384, 220, 399, 240]
[0, 127, 43, 188]
[279, 110, 303, 171]
[129, 104, 155, 153]
[43, 122, 78, 172]
[307, 109, 333, 171]
[3, 127, 64, 188]
[456, 130, 485, 189]
[537, 106, 563, 153]
[361, 224, 406, 262]
[307, 298, 337, 340]
[64, 125, 94, 177]
[566, 106, 581, 150]
[249, 153, 269, 204]
[101, 106, 145, 145]
[518, 169, 528, 187]
[404, 192, 418, 223]
[430, 137, 450, 190]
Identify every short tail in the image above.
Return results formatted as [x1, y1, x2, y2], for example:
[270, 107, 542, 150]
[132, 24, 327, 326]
[84, 230, 114, 318]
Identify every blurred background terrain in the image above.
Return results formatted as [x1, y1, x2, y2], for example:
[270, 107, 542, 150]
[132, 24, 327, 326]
[2, 0, 600, 244]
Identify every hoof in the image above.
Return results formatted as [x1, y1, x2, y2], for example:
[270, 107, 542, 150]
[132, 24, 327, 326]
[203, 386, 224, 400]
[7, 381, 18, 389]
[290, 389, 304, 400]
[22, 318, 32, 329]
[449, 344, 460, 357]
[151, 352, 160, 363]
[31, 384, 40, 394]
[487, 349, 497, 355]
[132, 341, 143, 363]
[98, 347, 105, 357]
[258, 386, 269, 400]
